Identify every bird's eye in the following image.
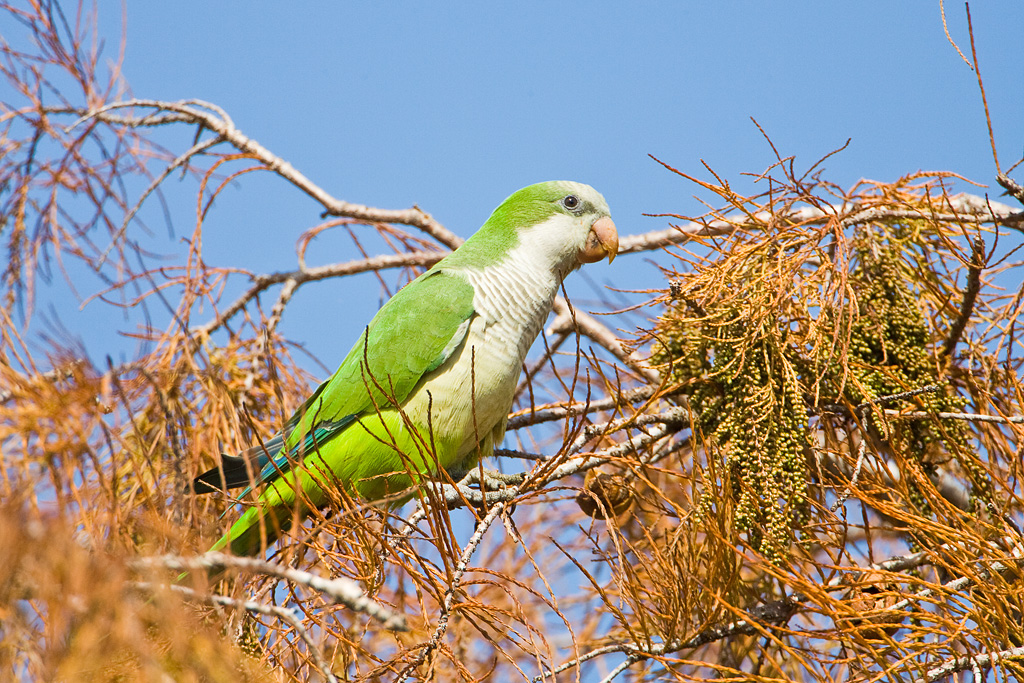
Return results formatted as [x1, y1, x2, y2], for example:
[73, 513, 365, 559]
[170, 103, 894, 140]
[562, 195, 580, 210]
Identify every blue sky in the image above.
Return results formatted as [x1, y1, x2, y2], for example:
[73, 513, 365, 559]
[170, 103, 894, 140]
[46, 1, 1024, 369]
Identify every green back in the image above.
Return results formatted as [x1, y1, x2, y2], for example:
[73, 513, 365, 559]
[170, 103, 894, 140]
[285, 268, 476, 452]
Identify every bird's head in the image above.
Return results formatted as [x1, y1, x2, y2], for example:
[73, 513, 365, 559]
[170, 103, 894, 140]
[482, 180, 618, 276]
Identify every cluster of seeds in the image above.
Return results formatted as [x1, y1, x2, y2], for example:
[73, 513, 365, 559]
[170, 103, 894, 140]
[826, 235, 981, 513]
[652, 308, 810, 563]
[649, 219, 982, 560]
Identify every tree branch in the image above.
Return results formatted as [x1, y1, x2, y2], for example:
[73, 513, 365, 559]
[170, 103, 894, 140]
[133, 553, 407, 631]
[69, 99, 464, 248]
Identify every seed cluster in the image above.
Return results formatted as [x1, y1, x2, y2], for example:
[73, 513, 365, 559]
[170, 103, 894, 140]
[650, 221, 981, 560]
[652, 311, 810, 563]
[829, 236, 981, 513]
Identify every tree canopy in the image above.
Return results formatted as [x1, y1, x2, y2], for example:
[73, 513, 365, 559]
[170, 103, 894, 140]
[2, 3, 1023, 682]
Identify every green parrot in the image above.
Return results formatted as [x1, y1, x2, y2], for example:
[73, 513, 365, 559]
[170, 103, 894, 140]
[192, 181, 618, 557]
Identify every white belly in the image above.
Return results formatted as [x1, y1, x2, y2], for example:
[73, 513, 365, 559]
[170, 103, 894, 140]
[402, 259, 559, 464]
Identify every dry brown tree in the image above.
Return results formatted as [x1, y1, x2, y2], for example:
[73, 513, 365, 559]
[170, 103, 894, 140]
[2, 2, 1023, 682]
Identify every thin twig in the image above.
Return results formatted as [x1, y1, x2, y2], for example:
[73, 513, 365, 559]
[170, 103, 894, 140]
[550, 298, 660, 384]
[997, 174, 1024, 206]
[506, 385, 660, 431]
[97, 134, 223, 267]
[194, 250, 444, 336]
[640, 197, 1020, 253]
[830, 416, 867, 514]
[939, 0, 973, 68]
[965, 3, 1000, 172]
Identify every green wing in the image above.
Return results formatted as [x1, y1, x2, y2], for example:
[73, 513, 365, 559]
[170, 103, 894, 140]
[287, 268, 476, 449]
[199, 269, 476, 496]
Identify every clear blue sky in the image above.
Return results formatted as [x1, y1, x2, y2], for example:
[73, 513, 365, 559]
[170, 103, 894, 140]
[52, 2, 1024, 369]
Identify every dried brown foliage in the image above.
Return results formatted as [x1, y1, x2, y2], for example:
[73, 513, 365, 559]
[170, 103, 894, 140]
[3, 2, 1024, 682]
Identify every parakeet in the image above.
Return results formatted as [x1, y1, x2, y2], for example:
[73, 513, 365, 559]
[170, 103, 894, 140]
[192, 181, 617, 557]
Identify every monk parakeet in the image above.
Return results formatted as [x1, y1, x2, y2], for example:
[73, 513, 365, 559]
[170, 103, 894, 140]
[192, 181, 617, 557]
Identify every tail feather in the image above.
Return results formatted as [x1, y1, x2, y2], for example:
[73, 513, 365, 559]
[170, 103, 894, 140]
[192, 453, 254, 493]
[192, 437, 286, 494]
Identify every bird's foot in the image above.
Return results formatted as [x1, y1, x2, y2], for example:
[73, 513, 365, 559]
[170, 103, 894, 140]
[455, 468, 524, 491]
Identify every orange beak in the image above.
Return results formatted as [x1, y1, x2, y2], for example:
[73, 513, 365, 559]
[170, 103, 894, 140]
[579, 216, 619, 265]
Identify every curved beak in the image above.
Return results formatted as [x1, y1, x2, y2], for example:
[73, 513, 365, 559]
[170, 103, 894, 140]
[579, 216, 619, 265]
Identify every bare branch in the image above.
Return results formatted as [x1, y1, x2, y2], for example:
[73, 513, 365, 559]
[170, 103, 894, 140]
[194, 250, 444, 336]
[883, 408, 1024, 424]
[71, 99, 464, 247]
[998, 173, 1024, 206]
[133, 552, 408, 631]
[916, 645, 1024, 682]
